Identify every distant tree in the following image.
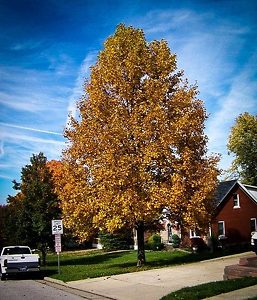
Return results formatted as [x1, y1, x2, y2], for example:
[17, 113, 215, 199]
[0, 205, 8, 248]
[4, 192, 25, 246]
[61, 24, 220, 266]
[227, 112, 257, 185]
[10, 153, 60, 264]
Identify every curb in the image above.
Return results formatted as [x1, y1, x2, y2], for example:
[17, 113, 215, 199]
[43, 276, 67, 286]
[41, 276, 116, 300]
[200, 251, 253, 263]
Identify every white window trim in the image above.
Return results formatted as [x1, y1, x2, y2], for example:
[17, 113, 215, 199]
[233, 193, 240, 208]
[218, 221, 225, 236]
[189, 230, 200, 238]
[250, 218, 257, 232]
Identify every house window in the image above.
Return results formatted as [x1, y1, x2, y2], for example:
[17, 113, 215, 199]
[190, 229, 200, 238]
[233, 193, 240, 208]
[218, 221, 225, 236]
[250, 218, 257, 232]
[167, 224, 173, 243]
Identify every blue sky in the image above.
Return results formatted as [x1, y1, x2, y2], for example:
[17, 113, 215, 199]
[0, 0, 257, 204]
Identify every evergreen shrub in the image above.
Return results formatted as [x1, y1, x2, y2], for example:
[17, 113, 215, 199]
[171, 234, 181, 248]
[98, 232, 131, 251]
[146, 234, 163, 251]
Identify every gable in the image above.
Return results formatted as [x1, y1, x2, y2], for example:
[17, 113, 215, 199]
[214, 180, 257, 210]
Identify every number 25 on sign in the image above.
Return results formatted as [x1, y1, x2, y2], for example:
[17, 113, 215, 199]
[52, 220, 63, 235]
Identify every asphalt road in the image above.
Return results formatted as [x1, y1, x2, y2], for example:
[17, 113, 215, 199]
[0, 278, 84, 300]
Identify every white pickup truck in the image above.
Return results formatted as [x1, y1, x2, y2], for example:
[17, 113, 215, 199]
[0, 246, 41, 280]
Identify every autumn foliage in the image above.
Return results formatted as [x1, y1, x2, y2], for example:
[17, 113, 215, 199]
[227, 112, 257, 185]
[2, 153, 60, 265]
[59, 24, 219, 263]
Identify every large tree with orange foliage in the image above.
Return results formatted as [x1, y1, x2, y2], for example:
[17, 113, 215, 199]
[61, 24, 219, 265]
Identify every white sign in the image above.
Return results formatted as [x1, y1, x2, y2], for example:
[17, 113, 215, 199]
[52, 220, 63, 235]
[55, 233, 62, 253]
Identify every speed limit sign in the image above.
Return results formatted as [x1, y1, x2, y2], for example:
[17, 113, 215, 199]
[52, 220, 63, 235]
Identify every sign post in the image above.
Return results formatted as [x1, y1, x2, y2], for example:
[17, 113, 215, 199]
[52, 220, 63, 274]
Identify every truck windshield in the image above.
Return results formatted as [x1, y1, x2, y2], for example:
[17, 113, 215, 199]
[2, 247, 31, 255]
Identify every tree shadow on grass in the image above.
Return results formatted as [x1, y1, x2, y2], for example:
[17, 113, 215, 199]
[46, 251, 132, 267]
[45, 250, 215, 270]
[41, 269, 57, 278]
[106, 251, 218, 270]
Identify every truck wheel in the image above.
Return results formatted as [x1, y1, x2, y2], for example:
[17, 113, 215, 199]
[1, 274, 6, 281]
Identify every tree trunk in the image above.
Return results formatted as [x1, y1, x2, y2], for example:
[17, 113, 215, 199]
[41, 249, 47, 266]
[136, 221, 145, 266]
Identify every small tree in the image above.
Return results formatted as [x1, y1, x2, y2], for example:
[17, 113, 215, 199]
[4, 192, 25, 246]
[227, 112, 257, 185]
[146, 234, 163, 251]
[61, 24, 219, 266]
[171, 234, 181, 248]
[10, 152, 60, 265]
[0, 205, 8, 248]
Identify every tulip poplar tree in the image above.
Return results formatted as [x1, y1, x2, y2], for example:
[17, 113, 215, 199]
[62, 24, 219, 266]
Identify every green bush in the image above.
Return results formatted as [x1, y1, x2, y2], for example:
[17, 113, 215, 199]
[146, 234, 163, 251]
[98, 232, 131, 251]
[171, 234, 181, 248]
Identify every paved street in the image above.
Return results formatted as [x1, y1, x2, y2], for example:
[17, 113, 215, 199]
[0, 279, 83, 300]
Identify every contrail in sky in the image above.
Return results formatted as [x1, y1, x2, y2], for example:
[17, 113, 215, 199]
[0, 122, 63, 136]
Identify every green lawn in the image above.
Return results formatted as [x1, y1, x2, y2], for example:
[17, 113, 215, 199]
[160, 277, 257, 300]
[43, 249, 192, 281]
[41, 249, 245, 282]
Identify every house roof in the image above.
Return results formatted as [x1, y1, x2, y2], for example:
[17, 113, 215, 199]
[214, 180, 257, 207]
[214, 180, 237, 206]
[240, 184, 257, 204]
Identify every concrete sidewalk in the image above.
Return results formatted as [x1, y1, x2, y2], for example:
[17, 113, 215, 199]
[63, 252, 257, 300]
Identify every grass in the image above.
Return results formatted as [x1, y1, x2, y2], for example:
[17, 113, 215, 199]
[160, 277, 257, 300]
[43, 249, 194, 281]
[41, 248, 248, 282]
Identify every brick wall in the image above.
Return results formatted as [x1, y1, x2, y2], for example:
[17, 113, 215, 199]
[212, 185, 257, 243]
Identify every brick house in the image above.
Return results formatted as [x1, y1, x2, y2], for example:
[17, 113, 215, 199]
[211, 180, 257, 245]
[159, 180, 257, 248]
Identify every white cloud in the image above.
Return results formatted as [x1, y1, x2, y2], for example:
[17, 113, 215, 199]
[0, 131, 65, 146]
[136, 9, 207, 35]
[0, 91, 49, 112]
[47, 53, 75, 76]
[0, 140, 4, 157]
[10, 40, 45, 51]
[0, 58, 75, 201]
[206, 55, 257, 171]
[0, 174, 13, 180]
[66, 51, 97, 125]
[0, 133, 65, 179]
